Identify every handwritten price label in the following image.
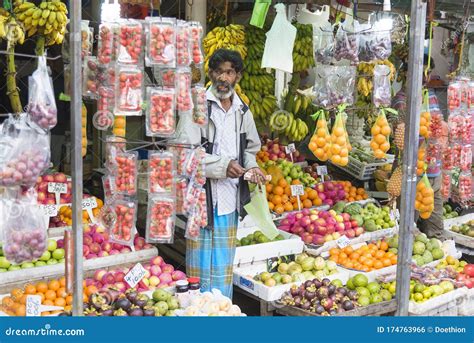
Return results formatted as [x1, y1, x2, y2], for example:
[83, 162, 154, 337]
[81, 197, 98, 211]
[40, 204, 58, 217]
[26, 295, 41, 317]
[48, 182, 67, 194]
[124, 263, 147, 288]
[336, 235, 351, 249]
[291, 184, 304, 196]
[285, 143, 296, 154]
[316, 166, 328, 175]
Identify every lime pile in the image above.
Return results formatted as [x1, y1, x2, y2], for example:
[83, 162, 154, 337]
[237, 230, 284, 247]
[346, 274, 393, 306]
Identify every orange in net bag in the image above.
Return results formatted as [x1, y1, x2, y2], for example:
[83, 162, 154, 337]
[308, 109, 331, 161]
[415, 173, 434, 219]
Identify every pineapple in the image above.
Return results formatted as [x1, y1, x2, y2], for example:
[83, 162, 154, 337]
[387, 166, 403, 197]
[394, 122, 405, 150]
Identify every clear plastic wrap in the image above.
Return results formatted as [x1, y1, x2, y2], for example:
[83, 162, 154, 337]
[460, 144, 472, 171]
[440, 170, 452, 200]
[83, 56, 99, 98]
[333, 20, 359, 64]
[148, 150, 175, 194]
[426, 139, 442, 175]
[185, 188, 207, 241]
[118, 19, 144, 64]
[191, 85, 208, 126]
[467, 81, 474, 109]
[169, 145, 189, 175]
[457, 171, 472, 202]
[98, 22, 119, 65]
[115, 65, 143, 116]
[448, 111, 465, 143]
[184, 147, 205, 179]
[102, 174, 115, 200]
[372, 64, 391, 107]
[94, 86, 115, 131]
[313, 23, 334, 64]
[81, 20, 93, 60]
[109, 198, 137, 246]
[146, 87, 176, 137]
[359, 19, 392, 62]
[189, 21, 204, 65]
[160, 68, 176, 88]
[146, 17, 176, 67]
[314, 65, 356, 108]
[176, 20, 191, 67]
[442, 145, 454, 170]
[105, 135, 126, 173]
[176, 176, 188, 214]
[461, 112, 472, 144]
[93, 110, 114, 131]
[27, 55, 57, 130]
[0, 115, 50, 188]
[1, 199, 48, 264]
[176, 68, 193, 112]
[115, 151, 138, 196]
[146, 195, 176, 243]
[447, 81, 462, 112]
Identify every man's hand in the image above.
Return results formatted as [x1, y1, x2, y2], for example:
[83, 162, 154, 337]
[245, 167, 267, 185]
[226, 160, 245, 178]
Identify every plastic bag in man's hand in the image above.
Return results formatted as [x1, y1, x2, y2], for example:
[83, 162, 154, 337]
[28, 55, 57, 130]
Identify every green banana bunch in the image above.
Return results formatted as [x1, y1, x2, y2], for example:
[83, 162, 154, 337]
[284, 93, 312, 117]
[292, 23, 315, 73]
[269, 111, 309, 142]
[14, 0, 68, 45]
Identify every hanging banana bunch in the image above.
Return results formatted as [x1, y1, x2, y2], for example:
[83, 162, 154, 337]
[14, 0, 68, 46]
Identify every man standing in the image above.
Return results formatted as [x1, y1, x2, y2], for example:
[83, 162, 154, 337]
[177, 49, 266, 298]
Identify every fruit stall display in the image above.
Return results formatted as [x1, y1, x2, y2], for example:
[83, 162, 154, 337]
[256, 138, 306, 164]
[442, 213, 474, 249]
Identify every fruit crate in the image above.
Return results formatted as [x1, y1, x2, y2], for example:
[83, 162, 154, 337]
[0, 247, 158, 294]
[458, 288, 474, 316]
[442, 213, 474, 249]
[329, 149, 394, 181]
[234, 227, 304, 266]
[233, 261, 350, 302]
[408, 288, 467, 316]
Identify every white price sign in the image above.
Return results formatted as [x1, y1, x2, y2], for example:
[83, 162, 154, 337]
[316, 166, 328, 175]
[336, 235, 351, 249]
[40, 204, 58, 217]
[82, 197, 98, 223]
[48, 182, 67, 194]
[26, 295, 41, 317]
[290, 184, 304, 196]
[124, 263, 147, 288]
[285, 143, 296, 154]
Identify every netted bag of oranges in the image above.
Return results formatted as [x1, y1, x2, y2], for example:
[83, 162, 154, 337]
[420, 90, 431, 139]
[370, 108, 394, 159]
[415, 173, 434, 219]
[329, 106, 351, 166]
[309, 110, 331, 161]
[416, 140, 426, 176]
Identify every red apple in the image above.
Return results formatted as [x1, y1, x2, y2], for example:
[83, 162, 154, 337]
[150, 256, 164, 266]
[54, 173, 67, 183]
[355, 227, 364, 236]
[101, 242, 112, 252]
[89, 242, 101, 254]
[345, 229, 355, 238]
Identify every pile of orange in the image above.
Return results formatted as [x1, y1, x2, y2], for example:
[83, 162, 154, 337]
[329, 241, 397, 272]
[266, 179, 322, 214]
[58, 197, 104, 225]
[0, 277, 99, 316]
[415, 178, 434, 219]
[336, 181, 369, 202]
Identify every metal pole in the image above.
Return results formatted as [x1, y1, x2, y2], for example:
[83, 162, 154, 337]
[395, 0, 426, 316]
[70, 0, 84, 317]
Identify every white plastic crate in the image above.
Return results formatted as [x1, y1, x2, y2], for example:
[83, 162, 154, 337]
[458, 287, 474, 316]
[408, 288, 466, 316]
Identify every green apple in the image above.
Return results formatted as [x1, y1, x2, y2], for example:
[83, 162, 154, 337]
[35, 261, 47, 267]
[21, 262, 35, 269]
[46, 259, 58, 265]
[0, 256, 11, 269]
[0, 268, 7, 273]
[58, 258, 65, 263]
[39, 250, 51, 262]
[8, 265, 21, 271]
[47, 239, 58, 252]
[52, 248, 65, 260]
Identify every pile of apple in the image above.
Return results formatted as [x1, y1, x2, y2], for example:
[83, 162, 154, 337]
[56, 224, 154, 260]
[85, 256, 186, 293]
[278, 208, 364, 245]
[0, 239, 65, 272]
[256, 138, 305, 164]
[35, 172, 72, 205]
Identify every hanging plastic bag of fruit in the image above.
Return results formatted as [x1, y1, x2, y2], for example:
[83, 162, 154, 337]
[333, 19, 360, 65]
[27, 55, 57, 130]
[420, 89, 431, 139]
[244, 184, 279, 240]
[313, 22, 334, 65]
[373, 65, 392, 108]
[370, 108, 395, 159]
[261, 3, 297, 73]
[457, 171, 473, 203]
[0, 197, 49, 265]
[0, 114, 51, 188]
[415, 173, 434, 219]
[308, 109, 331, 161]
[146, 195, 176, 244]
[329, 105, 351, 166]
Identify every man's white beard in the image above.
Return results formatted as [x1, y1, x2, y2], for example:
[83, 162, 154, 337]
[211, 84, 234, 99]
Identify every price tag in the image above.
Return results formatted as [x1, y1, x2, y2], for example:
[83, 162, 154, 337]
[48, 182, 67, 194]
[82, 197, 98, 223]
[336, 235, 351, 249]
[290, 185, 304, 196]
[26, 295, 41, 317]
[316, 166, 328, 175]
[124, 263, 147, 288]
[40, 204, 58, 217]
[285, 143, 296, 154]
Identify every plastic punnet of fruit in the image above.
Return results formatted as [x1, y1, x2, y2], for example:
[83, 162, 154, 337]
[329, 105, 350, 166]
[415, 173, 434, 219]
[370, 108, 394, 159]
[309, 109, 332, 162]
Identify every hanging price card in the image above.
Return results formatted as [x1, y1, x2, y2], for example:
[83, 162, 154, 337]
[48, 182, 67, 204]
[82, 197, 98, 223]
[316, 165, 328, 175]
[40, 204, 58, 218]
[285, 143, 296, 154]
[290, 184, 304, 196]
[26, 295, 42, 317]
[336, 235, 351, 249]
[124, 263, 147, 288]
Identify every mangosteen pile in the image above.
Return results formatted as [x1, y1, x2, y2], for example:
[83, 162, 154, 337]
[280, 278, 358, 316]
